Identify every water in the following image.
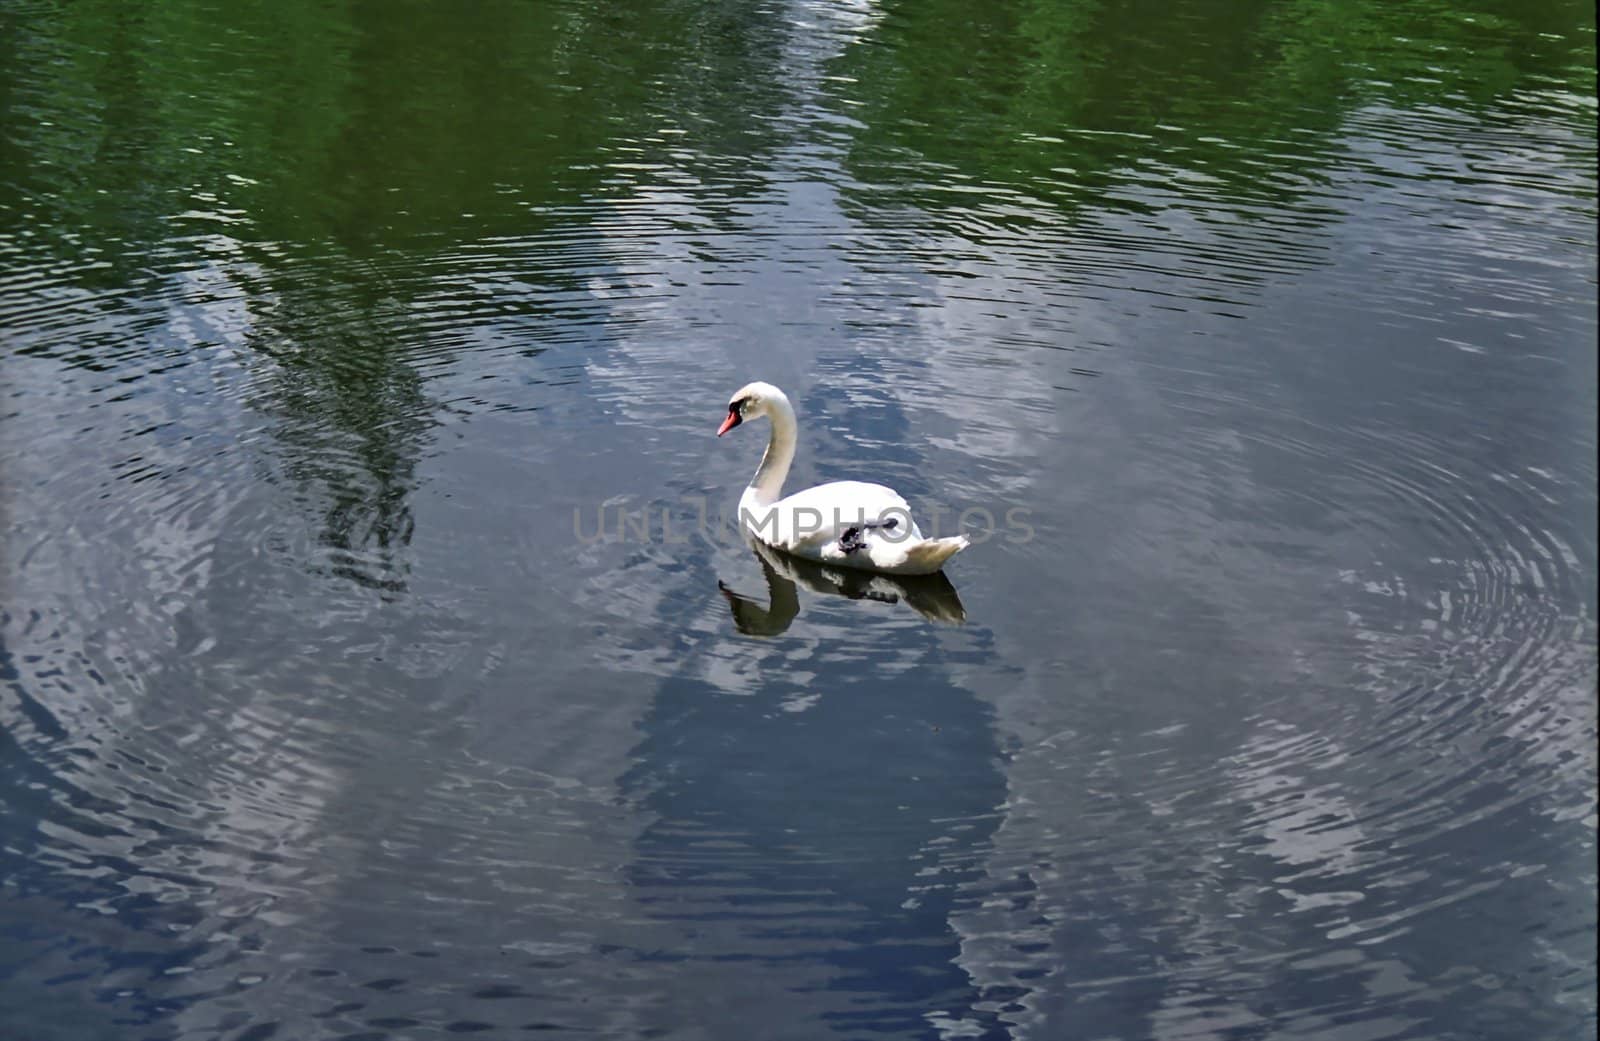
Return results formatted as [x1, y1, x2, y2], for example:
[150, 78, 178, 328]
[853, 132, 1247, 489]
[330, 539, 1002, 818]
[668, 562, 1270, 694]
[1, 1, 1595, 1038]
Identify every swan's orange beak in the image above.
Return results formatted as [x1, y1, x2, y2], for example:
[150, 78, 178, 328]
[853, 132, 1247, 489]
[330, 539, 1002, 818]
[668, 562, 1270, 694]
[717, 409, 741, 437]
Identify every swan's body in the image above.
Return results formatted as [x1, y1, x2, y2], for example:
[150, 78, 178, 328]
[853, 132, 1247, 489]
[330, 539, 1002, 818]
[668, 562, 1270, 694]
[717, 382, 969, 576]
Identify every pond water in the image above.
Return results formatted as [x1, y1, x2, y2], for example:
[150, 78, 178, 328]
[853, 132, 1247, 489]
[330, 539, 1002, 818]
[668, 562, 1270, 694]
[1, 1, 1595, 1039]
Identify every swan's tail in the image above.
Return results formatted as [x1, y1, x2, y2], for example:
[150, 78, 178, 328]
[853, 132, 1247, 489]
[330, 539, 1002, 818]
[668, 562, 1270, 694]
[903, 535, 969, 575]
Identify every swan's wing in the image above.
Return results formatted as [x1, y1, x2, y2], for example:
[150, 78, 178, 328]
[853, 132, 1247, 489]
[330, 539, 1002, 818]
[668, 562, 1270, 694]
[761, 481, 922, 551]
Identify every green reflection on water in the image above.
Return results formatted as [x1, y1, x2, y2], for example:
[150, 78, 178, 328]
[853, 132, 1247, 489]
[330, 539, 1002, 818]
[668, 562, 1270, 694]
[2, 0, 1592, 258]
[0, 0, 1592, 587]
[830, 0, 1595, 213]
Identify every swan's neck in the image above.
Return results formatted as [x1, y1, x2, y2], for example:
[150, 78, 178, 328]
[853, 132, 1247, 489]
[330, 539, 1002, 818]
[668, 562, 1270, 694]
[746, 395, 797, 509]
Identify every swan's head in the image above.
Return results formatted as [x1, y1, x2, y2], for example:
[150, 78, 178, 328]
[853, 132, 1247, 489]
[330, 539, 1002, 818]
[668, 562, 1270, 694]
[717, 381, 785, 437]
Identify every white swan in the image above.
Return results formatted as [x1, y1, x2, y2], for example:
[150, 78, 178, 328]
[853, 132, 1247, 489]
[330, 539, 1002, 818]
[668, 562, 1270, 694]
[716, 382, 969, 576]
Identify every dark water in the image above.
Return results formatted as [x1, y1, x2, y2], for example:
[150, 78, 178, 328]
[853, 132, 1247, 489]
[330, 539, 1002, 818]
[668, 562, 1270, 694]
[2, 1, 1596, 1038]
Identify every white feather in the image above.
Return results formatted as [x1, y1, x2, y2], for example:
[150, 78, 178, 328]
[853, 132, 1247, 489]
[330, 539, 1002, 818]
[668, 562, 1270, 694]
[718, 382, 970, 576]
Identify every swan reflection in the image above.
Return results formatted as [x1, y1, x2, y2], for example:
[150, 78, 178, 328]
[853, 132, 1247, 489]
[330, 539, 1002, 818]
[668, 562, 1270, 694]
[717, 539, 966, 636]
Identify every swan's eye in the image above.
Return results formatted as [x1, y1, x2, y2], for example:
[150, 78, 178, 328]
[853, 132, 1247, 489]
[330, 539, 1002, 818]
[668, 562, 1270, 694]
[731, 397, 749, 415]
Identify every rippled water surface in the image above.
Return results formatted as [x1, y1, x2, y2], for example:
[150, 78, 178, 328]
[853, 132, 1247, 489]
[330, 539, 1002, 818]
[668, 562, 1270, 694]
[2, 1, 1596, 1038]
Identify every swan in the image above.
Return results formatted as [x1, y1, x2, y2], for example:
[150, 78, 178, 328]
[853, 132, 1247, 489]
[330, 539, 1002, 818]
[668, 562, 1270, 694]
[716, 381, 969, 576]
